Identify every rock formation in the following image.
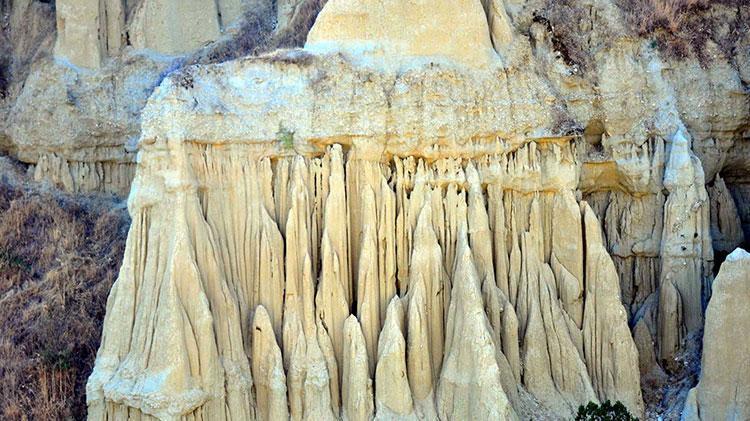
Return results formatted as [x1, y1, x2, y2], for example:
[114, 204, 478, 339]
[682, 248, 750, 420]
[305, 0, 497, 67]
[0, 0, 746, 419]
[657, 128, 713, 366]
[85, 0, 653, 415]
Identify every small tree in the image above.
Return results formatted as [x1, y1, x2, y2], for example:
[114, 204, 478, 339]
[276, 123, 295, 150]
[575, 400, 638, 421]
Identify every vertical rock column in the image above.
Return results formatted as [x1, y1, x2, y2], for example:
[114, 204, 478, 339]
[54, 0, 124, 69]
[89, 139, 645, 420]
[658, 129, 713, 366]
[682, 248, 750, 420]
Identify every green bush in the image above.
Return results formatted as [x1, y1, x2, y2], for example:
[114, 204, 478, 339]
[575, 400, 638, 421]
[276, 123, 295, 150]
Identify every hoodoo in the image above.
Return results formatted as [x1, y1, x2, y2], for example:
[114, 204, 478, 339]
[683, 248, 750, 420]
[84, 0, 646, 419]
[72, 0, 750, 419]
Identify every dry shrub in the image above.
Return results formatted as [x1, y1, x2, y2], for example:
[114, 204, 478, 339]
[269, 0, 328, 49]
[616, 0, 749, 63]
[196, 0, 328, 64]
[0, 159, 129, 420]
[537, 0, 748, 69]
[534, 0, 599, 72]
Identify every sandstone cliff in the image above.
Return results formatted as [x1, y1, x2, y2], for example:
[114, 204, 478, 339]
[0, 0, 748, 419]
[682, 248, 750, 420]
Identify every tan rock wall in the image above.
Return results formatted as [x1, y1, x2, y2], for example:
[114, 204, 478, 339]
[683, 248, 750, 420]
[305, 0, 498, 67]
[87, 52, 645, 416]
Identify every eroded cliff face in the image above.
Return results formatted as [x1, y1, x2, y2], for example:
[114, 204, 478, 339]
[682, 248, 750, 421]
[84, 1, 648, 418]
[86, 64, 644, 419]
[0, 0, 747, 419]
[1, 0, 326, 195]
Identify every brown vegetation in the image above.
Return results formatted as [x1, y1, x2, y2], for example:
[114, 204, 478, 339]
[0, 158, 129, 420]
[196, 0, 328, 64]
[617, 0, 749, 63]
[533, 0, 597, 72]
[537, 0, 748, 70]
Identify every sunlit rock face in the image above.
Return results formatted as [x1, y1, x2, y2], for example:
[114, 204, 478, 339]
[683, 248, 750, 420]
[81, 0, 750, 419]
[85, 1, 646, 418]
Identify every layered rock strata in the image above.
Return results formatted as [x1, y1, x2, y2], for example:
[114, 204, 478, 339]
[2, 0, 323, 195]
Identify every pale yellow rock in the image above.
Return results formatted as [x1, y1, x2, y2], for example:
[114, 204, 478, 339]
[129, 0, 221, 55]
[218, 0, 244, 28]
[481, 0, 514, 51]
[551, 190, 584, 327]
[32, 0, 748, 419]
[306, 0, 499, 68]
[341, 316, 374, 421]
[87, 7, 657, 418]
[323, 145, 352, 305]
[516, 230, 597, 417]
[313, 317, 341, 417]
[251, 306, 290, 421]
[632, 317, 661, 378]
[374, 297, 415, 419]
[582, 203, 646, 417]
[405, 277, 437, 417]
[86, 187, 255, 420]
[437, 227, 516, 420]
[89, 137, 647, 420]
[303, 326, 338, 421]
[315, 234, 348, 406]
[682, 248, 750, 420]
[355, 186, 381, 376]
[54, 0, 119, 69]
[408, 200, 447, 382]
[284, 313, 306, 420]
[658, 129, 713, 365]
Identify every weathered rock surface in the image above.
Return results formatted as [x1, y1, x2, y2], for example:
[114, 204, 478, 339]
[87, 8, 649, 412]
[306, 0, 498, 67]
[1, 0, 321, 195]
[682, 248, 750, 420]
[0, 0, 744, 419]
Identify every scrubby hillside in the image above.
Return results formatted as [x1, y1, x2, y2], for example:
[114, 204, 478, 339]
[0, 158, 128, 420]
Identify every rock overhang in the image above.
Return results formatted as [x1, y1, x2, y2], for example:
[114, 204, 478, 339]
[141, 49, 567, 159]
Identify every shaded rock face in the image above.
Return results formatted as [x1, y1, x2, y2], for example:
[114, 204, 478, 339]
[682, 248, 750, 420]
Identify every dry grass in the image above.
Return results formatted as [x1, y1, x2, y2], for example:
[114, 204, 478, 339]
[617, 0, 749, 62]
[534, 0, 598, 72]
[0, 158, 129, 420]
[195, 0, 328, 65]
[537, 0, 748, 69]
